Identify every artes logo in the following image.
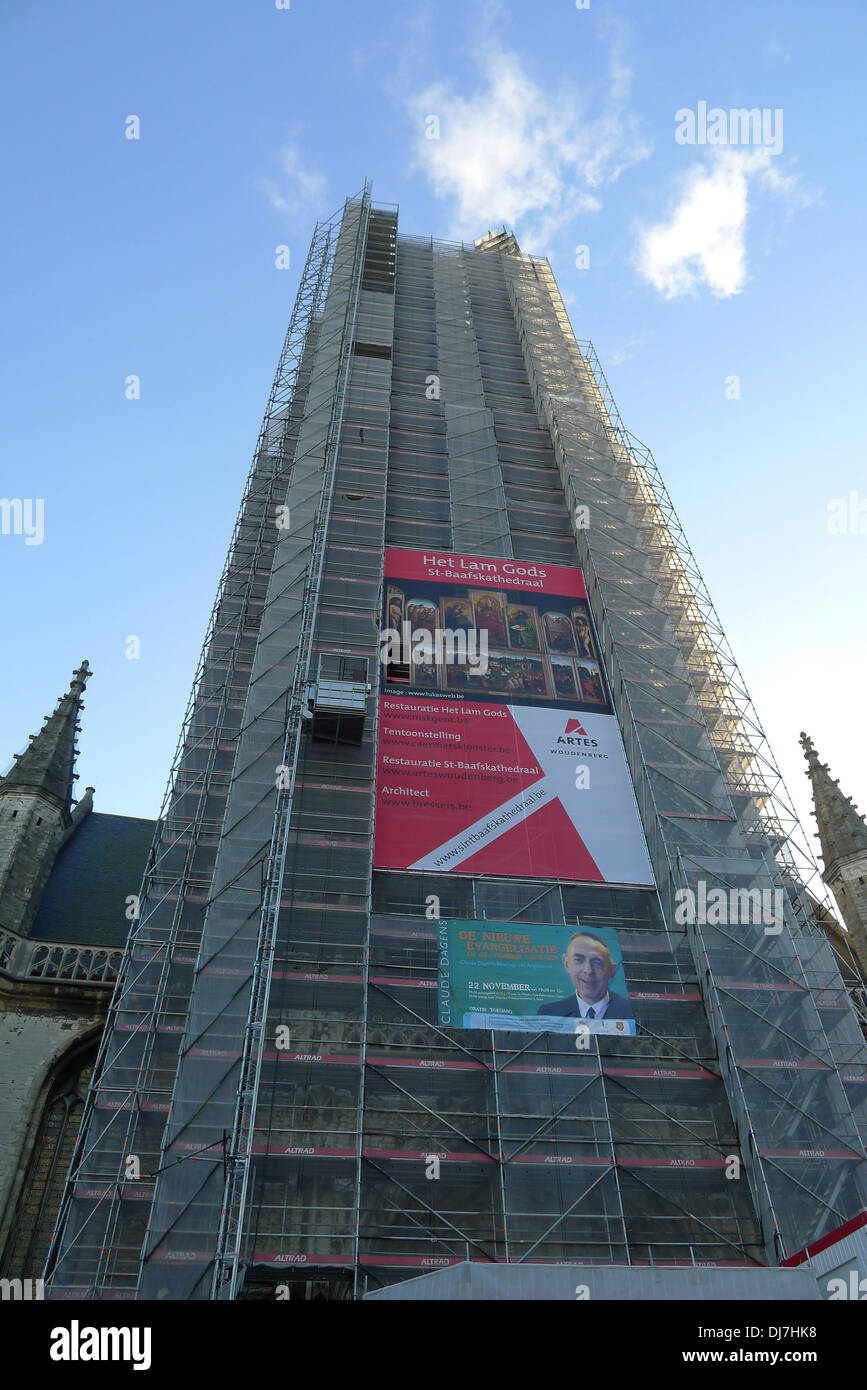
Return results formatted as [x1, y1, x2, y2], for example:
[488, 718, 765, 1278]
[564, 718, 588, 735]
[557, 716, 598, 750]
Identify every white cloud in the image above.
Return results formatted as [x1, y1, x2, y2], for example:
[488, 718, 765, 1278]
[607, 338, 643, 366]
[256, 141, 328, 223]
[409, 43, 651, 252]
[763, 39, 792, 61]
[633, 148, 814, 300]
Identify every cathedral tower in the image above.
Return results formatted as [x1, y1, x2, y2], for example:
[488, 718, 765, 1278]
[0, 660, 154, 1282]
[801, 732, 867, 976]
[45, 189, 867, 1300]
[0, 661, 92, 937]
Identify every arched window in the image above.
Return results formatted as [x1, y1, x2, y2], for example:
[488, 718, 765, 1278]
[0, 1043, 95, 1280]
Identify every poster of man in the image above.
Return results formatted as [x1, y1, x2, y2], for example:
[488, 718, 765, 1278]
[438, 919, 636, 1036]
[536, 931, 634, 1021]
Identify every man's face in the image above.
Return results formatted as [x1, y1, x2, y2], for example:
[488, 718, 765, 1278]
[562, 938, 615, 1003]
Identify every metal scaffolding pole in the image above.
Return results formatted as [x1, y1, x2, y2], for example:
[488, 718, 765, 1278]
[213, 185, 373, 1299]
[504, 256, 867, 1257]
[133, 187, 373, 1300]
[44, 190, 356, 1300]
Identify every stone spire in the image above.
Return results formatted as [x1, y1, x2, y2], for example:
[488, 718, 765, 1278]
[0, 662, 94, 936]
[801, 731, 867, 975]
[1, 661, 91, 815]
[801, 732, 867, 868]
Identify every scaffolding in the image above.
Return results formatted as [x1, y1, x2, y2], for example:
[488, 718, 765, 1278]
[224, 231, 776, 1293]
[44, 187, 369, 1299]
[504, 255, 867, 1256]
[208, 187, 373, 1300]
[45, 192, 867, 1300]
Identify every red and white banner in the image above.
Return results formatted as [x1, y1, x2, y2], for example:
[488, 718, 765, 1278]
[374, 547, 654, 886]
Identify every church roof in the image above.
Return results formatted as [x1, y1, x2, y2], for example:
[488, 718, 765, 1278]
[801, 731, 867, 869]
[0, 660, 90, 814]
[30, 811, 156, 947]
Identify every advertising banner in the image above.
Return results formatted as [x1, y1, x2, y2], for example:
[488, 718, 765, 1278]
[438, 919, 636, 1036]
[374, 546, 654, 886]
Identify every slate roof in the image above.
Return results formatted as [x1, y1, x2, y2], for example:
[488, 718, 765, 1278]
[31, 811, 156, 947]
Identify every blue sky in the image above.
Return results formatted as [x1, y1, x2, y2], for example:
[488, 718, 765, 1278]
[1, 0, 864, 878]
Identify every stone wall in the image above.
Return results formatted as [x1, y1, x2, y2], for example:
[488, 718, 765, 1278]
[0, 979, 106, 1270]
[0, 791, 65, 937]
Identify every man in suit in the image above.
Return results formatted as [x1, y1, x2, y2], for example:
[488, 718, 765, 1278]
[537, 931, 634, 1021]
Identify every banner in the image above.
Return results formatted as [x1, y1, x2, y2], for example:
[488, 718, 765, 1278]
[438, 919, 636, 1036]
[374, 546, 654, 886]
